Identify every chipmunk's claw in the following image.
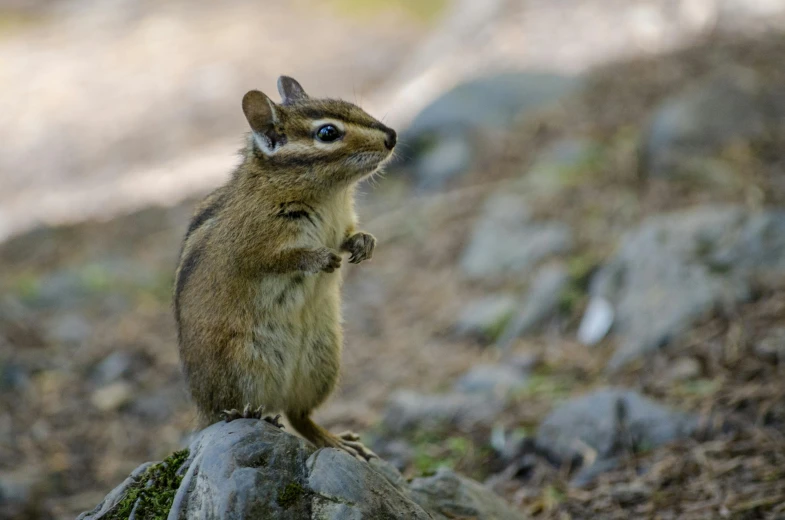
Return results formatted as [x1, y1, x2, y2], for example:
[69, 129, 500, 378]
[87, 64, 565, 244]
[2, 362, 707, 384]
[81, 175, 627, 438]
[336, 431, 377, 461]
[342, 233, 375, 264]
[264, 414, 285, 429]
[221, 404, 265, 422]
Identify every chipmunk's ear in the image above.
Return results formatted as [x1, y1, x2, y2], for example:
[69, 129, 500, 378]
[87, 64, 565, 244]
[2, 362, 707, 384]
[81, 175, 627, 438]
[242, 90, 277, 132]
[277, 76, 308, 105]
[242, 90, 283, 154]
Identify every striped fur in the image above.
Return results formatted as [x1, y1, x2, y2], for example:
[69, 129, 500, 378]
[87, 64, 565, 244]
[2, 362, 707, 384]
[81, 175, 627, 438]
[173, 77, 394, 460]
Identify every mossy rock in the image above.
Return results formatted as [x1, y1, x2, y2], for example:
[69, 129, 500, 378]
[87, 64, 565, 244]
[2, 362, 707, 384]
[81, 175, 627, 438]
[80, 420, 524, 519]
[106, 449, 189, 520]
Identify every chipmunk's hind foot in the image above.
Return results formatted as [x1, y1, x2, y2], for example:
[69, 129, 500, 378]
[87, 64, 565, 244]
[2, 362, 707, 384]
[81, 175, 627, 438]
[221, 404, 265, 422]
[264, 414, 285, 429]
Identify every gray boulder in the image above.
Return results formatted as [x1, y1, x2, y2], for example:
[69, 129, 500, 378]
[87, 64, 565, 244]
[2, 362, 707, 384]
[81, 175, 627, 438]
[454, 363, 529, 396]
[460, 194, 573, 280]
[79, 419, 523, 519]
[307, 449, 430, 520]
[641, 67, 783, 181]
[497, 264, 570, 349]
[395, 72, 581, 191]
[409, 468, 524, 520]
[589, 206, 785, 370]
[383, 390, 505, 434]
[535, 388, 698, 486]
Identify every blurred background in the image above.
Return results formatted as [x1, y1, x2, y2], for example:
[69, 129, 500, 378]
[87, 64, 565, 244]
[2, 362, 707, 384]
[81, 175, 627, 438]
[2, 0, 785, 518]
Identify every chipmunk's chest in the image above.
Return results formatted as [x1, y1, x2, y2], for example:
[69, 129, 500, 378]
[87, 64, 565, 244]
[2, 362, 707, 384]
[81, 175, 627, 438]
[254, 196, 354, 312]
[244, 196, 353, 387]
[287, 198, 354, 250]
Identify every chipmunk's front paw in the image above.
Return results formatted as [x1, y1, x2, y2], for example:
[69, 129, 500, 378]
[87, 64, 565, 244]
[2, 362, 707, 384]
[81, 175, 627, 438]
[342, 232, 376, 264]
[313, 248, 342, 273]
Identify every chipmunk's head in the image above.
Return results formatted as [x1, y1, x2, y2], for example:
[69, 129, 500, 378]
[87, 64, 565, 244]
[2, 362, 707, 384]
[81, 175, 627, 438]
[242, 76, 396, 187]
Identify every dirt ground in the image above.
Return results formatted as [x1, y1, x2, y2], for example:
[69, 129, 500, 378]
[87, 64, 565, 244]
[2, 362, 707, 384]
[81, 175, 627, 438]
[2, 29, 785, 520]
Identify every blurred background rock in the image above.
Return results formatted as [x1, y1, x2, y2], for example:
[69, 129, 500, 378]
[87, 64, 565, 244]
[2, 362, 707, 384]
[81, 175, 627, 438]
[2, 0, 785, 518]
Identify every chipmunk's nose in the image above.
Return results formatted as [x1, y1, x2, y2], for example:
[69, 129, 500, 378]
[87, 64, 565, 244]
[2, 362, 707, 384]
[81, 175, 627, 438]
[384, 128, 397, 150]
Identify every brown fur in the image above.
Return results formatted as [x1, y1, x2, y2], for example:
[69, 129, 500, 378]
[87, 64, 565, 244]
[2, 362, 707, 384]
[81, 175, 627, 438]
[174, 76, 395, 460]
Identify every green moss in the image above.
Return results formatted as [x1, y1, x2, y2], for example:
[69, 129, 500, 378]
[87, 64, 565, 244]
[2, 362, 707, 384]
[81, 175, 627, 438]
[11, 273, 40, 301]
[559, 254, 601, 314]
[108, 449, 189, 520]
[542, 485, 566, 506]
[482, 310, 515, 343]
[672, 378, 721, 398]
[277, 482, 306, 509]
[412, 434, 478, 476]
[567, 254, 598, 286]
[514, 373, 575, 400]
[412, 450, 447, 476]
[81, 263, 113, 291]
[558, 286, 586, 315]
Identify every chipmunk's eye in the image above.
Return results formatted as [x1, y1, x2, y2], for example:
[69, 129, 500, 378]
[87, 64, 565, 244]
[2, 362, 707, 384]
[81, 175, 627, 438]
[315, 124, 342, 143]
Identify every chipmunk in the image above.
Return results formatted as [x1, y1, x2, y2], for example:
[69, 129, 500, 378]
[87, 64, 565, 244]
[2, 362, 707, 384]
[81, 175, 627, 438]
[173, 76, 396, 460]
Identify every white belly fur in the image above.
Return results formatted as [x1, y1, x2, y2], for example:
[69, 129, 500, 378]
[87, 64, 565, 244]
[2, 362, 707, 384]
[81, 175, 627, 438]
[239, 192, 353, 414]
[241, 271, 342, 413]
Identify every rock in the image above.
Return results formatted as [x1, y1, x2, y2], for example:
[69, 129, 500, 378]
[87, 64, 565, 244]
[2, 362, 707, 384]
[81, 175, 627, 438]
[642, 67, 781, 180]
[307, 449, 430, 519]
[0, 467, 48, 518]
[454, 363, 528, 396]
[497, 264, 570, 348]
[395, 72, 581, 191]
[80, 420, 522, 519]
[45, 313, 92, 345]
[0, 361, 30, 392]
[30, 270, 92, 310]
[409, 468, 524, 520]
[535, 388, 698, 484]
[92, 352, 136, 385]
[489, 424, 532, 463]
[454, 294, 518, 342]
[77, 462, 155, 520]
[383, 390, 504, 434]
[410, 135, 474, 193]
[460, 194, 573, 280]
[569, 457, 621, 488]
[576, 296, 615, 346]
[588, 206, 785, 370]
[91, 382, 134, 412]
[507, 353, 542, 373]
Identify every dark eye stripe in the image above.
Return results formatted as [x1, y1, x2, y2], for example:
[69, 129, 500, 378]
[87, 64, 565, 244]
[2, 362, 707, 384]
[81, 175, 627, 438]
[300, 108, 388, 133]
